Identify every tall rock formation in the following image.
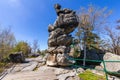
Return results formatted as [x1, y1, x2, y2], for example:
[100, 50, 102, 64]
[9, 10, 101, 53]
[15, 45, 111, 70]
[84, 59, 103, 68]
[47, 4, 79, 66]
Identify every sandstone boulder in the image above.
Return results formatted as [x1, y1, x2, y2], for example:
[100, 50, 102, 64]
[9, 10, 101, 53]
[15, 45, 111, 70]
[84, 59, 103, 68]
[48, 38, 57, 47]
[101, 52, 120, 75]
[46, 54, 57, 66]
[57, 53, 75, 66]
[9, 52, 25, 63]
[48, 24, 54, 32]
[57, 34, 73, 46]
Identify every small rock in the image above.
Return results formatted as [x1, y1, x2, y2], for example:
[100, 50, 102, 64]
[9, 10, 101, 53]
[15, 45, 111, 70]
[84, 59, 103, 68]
[76, 67, 84, 74]
[54, 68, 70, 75]
[66, 76, 80, 80]
[57, 72, 76, 80]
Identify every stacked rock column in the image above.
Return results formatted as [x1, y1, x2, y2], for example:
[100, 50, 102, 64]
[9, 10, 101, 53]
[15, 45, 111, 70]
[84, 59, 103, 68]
[47, 4, 78, 66]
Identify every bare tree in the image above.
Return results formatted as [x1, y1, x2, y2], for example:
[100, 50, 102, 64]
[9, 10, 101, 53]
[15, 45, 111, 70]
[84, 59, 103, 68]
[0, 27, 16, 61]
[116, 19, 120, 29]
[76, 5, 112, 66]
[32, 40, 39, 53]
[105, 27, 120, 55]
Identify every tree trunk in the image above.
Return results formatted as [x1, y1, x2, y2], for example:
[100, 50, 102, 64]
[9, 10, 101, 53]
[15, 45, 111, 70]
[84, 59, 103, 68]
[83, 30, 86, 66]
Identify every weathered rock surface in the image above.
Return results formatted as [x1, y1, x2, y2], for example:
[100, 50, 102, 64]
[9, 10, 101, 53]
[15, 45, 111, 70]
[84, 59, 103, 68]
[6, 56, 44, 73]
[26, 56, 44, 62]
[57, 53, 75, 66]
[100, 52, 120, 76]
[9, 51, 25, 63]
[57, 72, 76, 80]
[46, 54, 57, 66]
[66, 76, 80, 80]
[38, 65, 84, 80]
[47, 4, 78, 66]
[1, 56, 120, 80]
[101, 52, 120, 72]
[7, 63, 31, 73]
[2, 70, 57, 80]
[21, 62, 38, 71]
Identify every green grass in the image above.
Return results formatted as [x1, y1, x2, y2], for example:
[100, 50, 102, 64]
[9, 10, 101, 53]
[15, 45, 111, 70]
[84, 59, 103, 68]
[78, 70, 106, 80]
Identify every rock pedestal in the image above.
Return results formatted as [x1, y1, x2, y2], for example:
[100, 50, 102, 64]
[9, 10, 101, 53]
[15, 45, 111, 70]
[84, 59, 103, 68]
[47, 4, 78, 66]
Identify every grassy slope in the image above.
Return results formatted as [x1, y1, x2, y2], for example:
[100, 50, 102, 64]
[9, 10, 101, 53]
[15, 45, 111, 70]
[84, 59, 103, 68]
[78, 70, 106, 80]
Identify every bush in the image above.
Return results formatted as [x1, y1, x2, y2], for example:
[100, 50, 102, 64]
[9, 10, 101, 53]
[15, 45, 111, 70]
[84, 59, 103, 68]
[12, 41, 31, 57]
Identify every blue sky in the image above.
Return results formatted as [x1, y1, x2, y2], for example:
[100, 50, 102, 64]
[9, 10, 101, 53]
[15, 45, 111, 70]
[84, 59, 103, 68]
[0, 0, 120, 50]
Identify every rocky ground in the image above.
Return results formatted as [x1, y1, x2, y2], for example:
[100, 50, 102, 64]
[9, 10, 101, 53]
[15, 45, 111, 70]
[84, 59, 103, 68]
[0, 56, 81, 80]
[0, 53, 120, 80]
